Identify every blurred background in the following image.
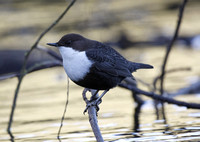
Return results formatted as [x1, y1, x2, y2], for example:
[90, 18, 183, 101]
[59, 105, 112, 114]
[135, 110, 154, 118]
[0, 0, 200, 141]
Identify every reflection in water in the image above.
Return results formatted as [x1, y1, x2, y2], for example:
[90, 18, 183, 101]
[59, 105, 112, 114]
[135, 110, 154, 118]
[8, 131, 14, 142]
[1, 69, 200, 141]
[132, 91, 144, 132]
[1, 56, 200, 142]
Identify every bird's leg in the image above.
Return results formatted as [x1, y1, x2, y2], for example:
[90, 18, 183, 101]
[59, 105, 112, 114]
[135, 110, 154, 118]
[90, 90, 101, 112]
[90, 90, 99, 101]
[83, 89, 109, 114]
[82, 88, 90, 104]
[83, 89, 99, 114]
[94, 89, 109, 105]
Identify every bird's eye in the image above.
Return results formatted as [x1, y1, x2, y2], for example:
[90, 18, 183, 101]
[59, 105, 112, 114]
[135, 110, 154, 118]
[66, 40, 72, 45]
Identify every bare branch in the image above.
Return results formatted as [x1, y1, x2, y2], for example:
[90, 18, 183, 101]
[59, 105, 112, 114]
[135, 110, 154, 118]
[57, 78, 70, 141]
[156, 0, 188, 120]
[119, 83, 200, 109]
[160, 0, 188, 94]
[82, 89, 104, 142]
[153, 67, 191, 92]
[7, 0, 76, 138]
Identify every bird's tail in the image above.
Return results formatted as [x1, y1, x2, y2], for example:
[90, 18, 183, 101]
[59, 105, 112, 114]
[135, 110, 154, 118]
[129, 62, 153, 72]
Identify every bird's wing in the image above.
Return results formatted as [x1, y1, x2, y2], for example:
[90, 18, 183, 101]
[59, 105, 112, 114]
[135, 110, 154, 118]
[86, 49, 132, 77]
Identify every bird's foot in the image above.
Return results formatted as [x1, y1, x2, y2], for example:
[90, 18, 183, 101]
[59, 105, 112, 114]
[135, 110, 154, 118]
[83, 89, 109, 114]
[83, 98, 102, 114]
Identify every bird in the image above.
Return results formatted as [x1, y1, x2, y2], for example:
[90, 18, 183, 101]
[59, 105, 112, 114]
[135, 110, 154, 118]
[47, 33, 153, 111]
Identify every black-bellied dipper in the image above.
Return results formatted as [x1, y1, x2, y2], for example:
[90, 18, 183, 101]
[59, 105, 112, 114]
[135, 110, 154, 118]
[47, 33, 153, 109]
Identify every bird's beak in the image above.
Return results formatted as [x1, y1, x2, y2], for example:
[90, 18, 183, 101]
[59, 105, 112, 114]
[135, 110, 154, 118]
[47, 42, 59, 47]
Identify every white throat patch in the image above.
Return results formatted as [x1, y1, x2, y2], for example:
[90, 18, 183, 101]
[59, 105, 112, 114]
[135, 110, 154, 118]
[58, 46, 93, 81]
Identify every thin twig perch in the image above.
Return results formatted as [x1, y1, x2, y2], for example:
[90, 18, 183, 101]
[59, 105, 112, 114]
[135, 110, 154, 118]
[82, 89, 104, 142]
[155, 0, 188, 120]
[119, 83, 200, 109]
[7, 0, 76, 138]
[57, 78, 70, 142]
[160, 0, 188, 95]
